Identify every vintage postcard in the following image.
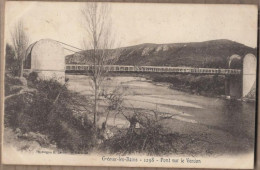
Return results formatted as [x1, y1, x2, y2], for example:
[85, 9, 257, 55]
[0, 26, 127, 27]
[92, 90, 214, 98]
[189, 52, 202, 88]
[2, 1, 258, 169]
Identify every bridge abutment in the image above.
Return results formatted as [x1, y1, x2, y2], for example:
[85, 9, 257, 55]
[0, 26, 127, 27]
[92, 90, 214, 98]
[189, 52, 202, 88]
[225, 75, 242, 99]
[229, 75, 242, 99]
[225, 76, 230, 96]
[226, 53, 256, 100]
[25, 39, 66, 84]
[242, 54, 257, 100]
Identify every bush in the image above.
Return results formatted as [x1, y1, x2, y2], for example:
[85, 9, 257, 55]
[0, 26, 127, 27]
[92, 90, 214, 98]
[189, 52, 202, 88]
[27, 72, 39, 83]
[5, 74, 26, 86]
[4, 74, 27, 96]
[102, 111, 180, 155]
[5, 76, 95, 153]
[149, 73, 225, 96]
[101, 109, 217, 156]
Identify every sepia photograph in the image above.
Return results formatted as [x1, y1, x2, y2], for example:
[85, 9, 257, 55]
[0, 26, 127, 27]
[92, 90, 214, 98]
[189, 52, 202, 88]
[2, 1, 258, 169]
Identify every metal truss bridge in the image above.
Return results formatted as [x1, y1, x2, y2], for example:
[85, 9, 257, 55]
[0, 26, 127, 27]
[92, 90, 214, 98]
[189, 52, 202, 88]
[66, 64, 241, 75]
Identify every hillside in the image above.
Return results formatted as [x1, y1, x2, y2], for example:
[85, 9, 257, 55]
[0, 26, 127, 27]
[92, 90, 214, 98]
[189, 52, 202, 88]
[65, 39, 256, 68]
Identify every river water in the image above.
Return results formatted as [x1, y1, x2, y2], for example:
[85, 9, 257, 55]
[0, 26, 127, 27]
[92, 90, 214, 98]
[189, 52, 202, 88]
[67, 74, 256, 155]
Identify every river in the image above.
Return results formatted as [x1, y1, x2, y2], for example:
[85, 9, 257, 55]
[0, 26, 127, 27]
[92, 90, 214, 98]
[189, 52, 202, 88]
[67, 74, 256, 155]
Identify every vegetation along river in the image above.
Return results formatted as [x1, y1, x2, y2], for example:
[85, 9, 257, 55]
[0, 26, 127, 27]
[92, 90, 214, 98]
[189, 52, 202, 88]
[67, 74, 256, 155]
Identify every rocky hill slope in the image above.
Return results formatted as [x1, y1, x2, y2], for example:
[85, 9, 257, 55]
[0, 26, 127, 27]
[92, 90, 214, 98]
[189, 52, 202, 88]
[66, 39, 256, 68]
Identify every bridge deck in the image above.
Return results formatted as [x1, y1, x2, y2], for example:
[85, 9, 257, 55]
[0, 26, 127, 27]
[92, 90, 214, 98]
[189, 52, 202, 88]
[65, 64, 241, 75]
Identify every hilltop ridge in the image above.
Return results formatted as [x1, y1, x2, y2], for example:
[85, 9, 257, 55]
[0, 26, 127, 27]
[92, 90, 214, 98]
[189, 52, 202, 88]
[66, 39, 256, 68]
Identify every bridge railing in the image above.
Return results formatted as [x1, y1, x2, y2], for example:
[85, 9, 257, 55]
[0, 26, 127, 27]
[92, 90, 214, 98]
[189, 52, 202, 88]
[65, 64, 241, 75]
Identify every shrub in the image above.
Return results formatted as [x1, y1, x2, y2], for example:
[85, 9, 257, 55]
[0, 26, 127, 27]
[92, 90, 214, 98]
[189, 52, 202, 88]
[5, 77, 95, 153]
[4, 74, 27, 96]
[149, 73, 225, 96]
[27, 72, 39, 84]
[102, 110, 180, 155]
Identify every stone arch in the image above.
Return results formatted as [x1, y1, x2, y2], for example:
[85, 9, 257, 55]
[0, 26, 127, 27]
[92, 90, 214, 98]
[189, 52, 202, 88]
[25, 39, 65, 83]
[24, 41, 38, 69]
[228, 54, 242, 69]
[242, 53, 257, 99]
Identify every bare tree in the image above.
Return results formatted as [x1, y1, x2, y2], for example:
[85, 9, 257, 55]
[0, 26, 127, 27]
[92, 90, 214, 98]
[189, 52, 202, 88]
[81, 2, 118, 129]
[11, 20, 29, 77]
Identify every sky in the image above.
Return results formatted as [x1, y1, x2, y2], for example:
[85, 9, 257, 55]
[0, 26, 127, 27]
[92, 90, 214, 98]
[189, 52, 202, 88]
[5, 1, 258, 55]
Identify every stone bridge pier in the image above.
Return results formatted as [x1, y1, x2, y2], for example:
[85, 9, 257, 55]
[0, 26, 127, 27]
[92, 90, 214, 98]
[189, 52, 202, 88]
[225, 74, 242, 99]
[24, 39, 65, 83]
[225, 53, 257, 100]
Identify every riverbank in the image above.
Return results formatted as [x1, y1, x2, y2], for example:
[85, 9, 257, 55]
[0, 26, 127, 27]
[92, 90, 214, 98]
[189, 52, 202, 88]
[147, 73, 225, 97]
[4, 73, 255, 156]
[66, 72, 226, 98]
[66, 74, 255, 156]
